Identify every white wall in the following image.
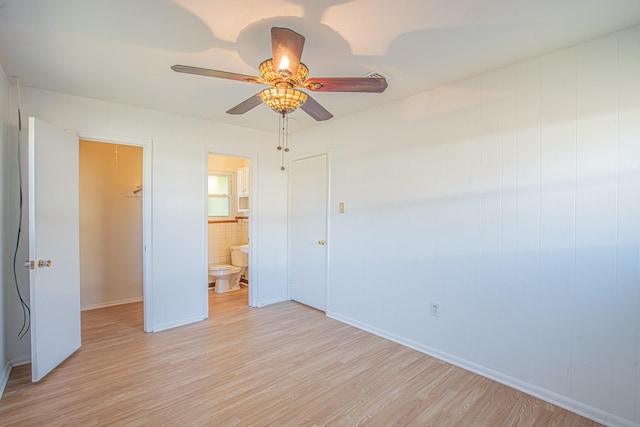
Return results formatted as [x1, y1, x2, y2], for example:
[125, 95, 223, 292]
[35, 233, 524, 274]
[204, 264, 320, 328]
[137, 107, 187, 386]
[294, 27, 640, 427]
[0, 63, 10, 393]
[5, 86, 289, 358]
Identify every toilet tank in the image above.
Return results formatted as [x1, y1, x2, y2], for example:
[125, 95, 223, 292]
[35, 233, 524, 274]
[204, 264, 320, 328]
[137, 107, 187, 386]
[230, 245, 248, 267]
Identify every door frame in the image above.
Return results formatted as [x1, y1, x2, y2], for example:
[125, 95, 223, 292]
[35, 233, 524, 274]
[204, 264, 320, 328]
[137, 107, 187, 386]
[77, 132, 153, 332]
[204, 150, 258, 311]
[287, 152, 331, 309]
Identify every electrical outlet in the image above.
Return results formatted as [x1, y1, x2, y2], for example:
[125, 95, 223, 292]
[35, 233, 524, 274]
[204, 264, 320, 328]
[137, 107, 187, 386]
[430, 302, 440, 317]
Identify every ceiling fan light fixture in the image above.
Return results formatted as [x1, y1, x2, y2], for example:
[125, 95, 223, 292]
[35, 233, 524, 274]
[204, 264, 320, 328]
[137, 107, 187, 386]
[278, 56, 290, 74]
[259, 87, 307, 114]
[259, 59, 308, 86]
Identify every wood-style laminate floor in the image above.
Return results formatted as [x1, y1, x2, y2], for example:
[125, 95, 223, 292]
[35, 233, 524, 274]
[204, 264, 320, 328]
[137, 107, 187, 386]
[1, 288, 601, 426]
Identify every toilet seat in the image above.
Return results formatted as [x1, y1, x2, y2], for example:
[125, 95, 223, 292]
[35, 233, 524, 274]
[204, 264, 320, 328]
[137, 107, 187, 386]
[209, 264, 243, 275]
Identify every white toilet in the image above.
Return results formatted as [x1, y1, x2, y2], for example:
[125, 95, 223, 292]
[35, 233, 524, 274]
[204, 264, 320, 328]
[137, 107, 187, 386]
[209, 244, 248, 293]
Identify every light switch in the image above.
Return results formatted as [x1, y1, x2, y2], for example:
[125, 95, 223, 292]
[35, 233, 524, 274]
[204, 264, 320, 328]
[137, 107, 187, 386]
[339, 202, 345, 214]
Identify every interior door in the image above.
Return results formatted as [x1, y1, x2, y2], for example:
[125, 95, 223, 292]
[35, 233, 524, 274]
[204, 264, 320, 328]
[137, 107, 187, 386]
[289, 154, 328, 311]
[28, 117, 81, 382]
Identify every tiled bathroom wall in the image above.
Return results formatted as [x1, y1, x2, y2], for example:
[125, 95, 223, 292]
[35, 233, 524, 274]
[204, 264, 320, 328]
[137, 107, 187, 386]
[208, 219, 249, 266]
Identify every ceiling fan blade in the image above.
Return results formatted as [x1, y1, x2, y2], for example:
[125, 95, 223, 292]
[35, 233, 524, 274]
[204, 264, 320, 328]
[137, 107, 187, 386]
[226, 94, 263, 115]
[271, 27, 305, 77]
[300, 94, 333, 121]
[171, 65, 263, 84]
[304, 77, 388, 93]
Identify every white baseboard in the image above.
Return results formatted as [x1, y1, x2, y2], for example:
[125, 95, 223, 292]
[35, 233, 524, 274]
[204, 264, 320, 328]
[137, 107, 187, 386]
[0, 355, 31, 400]
[9, 355, 30, 367]
[0, 362, 10, 399]
[254, 297, 289, 307]
[82, 297, 143, 311]
[152, 315, 205, 332]
[326, 311, 636, 427]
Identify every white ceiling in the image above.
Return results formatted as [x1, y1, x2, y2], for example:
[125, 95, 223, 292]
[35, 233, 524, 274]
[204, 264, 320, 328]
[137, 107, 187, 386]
[1, 0, 640, 133]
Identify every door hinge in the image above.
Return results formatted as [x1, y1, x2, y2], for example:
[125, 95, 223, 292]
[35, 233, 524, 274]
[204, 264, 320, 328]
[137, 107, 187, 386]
[24, 260, 35, 270]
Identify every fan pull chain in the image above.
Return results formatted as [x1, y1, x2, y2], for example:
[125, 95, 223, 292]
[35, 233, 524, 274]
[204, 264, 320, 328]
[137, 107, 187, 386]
[277, 112, 283, 152]
[277, 112, 290, 171]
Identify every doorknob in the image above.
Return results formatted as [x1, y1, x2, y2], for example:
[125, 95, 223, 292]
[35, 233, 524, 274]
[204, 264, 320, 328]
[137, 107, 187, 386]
[318, 240, 326, 245]
[38, 260, 52, 268]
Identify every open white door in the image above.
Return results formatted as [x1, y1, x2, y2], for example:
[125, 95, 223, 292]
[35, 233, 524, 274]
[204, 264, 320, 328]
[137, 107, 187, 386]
[289, 154, 328, 311]
[28, 117, 81, 382]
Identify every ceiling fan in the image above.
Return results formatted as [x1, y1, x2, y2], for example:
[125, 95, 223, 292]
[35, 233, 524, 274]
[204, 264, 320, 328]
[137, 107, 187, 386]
[171, 27, 388, 121]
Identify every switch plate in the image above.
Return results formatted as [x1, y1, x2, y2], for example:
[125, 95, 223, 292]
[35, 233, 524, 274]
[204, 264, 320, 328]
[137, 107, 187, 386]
[339, 202, 345, 213]
[430, 302, 440, 317]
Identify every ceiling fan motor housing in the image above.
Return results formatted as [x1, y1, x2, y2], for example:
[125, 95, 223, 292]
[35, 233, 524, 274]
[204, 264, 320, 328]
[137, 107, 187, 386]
[259, 59, 309, 87]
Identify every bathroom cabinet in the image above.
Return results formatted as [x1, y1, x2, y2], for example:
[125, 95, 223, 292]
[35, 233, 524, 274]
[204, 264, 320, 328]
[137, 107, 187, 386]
[237, 166, 250, 212]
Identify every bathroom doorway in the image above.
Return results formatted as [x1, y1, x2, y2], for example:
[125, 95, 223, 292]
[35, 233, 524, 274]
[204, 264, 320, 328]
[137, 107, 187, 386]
[78, 139, 149, 329]
[207, 154, 251, 308]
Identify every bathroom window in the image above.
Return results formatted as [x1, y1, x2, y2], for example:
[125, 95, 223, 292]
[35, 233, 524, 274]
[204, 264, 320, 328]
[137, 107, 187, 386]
[208, 174, 231, 217]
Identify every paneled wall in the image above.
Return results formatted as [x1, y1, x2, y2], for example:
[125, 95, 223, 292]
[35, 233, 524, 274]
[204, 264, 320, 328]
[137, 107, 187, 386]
[295, 27, 640, 426]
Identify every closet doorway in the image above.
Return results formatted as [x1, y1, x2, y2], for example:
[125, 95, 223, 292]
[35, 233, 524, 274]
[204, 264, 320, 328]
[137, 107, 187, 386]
[79, 139, 148, 329]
